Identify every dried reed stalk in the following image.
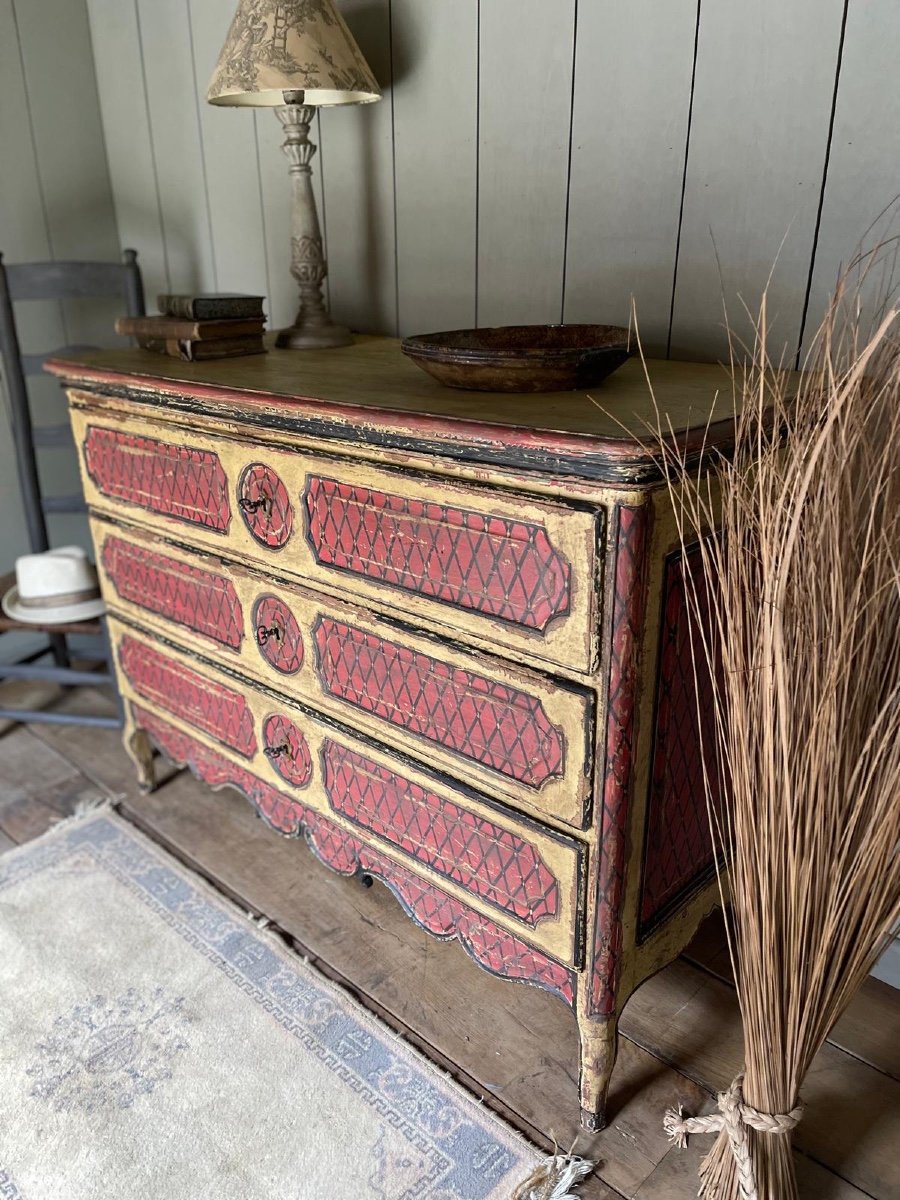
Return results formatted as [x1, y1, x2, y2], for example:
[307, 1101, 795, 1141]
[648, 265, 900, 1200]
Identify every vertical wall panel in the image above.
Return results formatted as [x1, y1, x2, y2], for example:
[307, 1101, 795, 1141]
[563, 1, 697, 354]
[138, 0, 217, 298]
[319, 0, 396, 335]
[87, 0, 169, 306]
[188, 0, 268, 300]
[0, 0, 55, 571]
[669, 0, 845, 363]
[391, 0, 478, 335]
[800, 0, 900, 361]
[476, 0, 575, 328]
[3, 0, 120, 561]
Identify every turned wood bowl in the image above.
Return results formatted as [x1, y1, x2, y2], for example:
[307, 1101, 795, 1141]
[400, 324, 631, 393]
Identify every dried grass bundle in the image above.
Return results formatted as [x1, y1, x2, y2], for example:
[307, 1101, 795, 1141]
[647, 265, 900, 1200]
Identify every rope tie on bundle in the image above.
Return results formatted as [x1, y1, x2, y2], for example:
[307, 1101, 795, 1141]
[664, 1074, 803, 1200]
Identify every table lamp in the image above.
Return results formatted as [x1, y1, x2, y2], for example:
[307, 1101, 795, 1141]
[207, 1, 381, 349]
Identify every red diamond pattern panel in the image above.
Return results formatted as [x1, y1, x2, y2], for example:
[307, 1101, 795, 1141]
[304, 476, 571, 631]
[590, 505, 648, 1016]
[238, 463, 293, 549]
[357, 847, 575, 1007]
[102, 534, 243, 650]
[253, 595, 304, 674]
[83, 426, 230, 531]
[313, 616, 564, 788]
[132, 704, 574, 1009]
[640, 547, 719, 927]
[262, 713, 313, 788]
[119, 636, 257, 758]
[132, 704, 328, 841]
[321, 739, 559, 926]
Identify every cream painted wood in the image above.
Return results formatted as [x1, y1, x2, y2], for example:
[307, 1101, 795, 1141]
[799, 0, 900, 363]
[69, 403, 601, 675]
[90, 513, 594, 828]
[476, 0, 575, 328]
[391, 0, 478, 336]
[187, 0, 269, 303]
[669, 0, 845, 363]
[109, 615, 584, 965]
[563, 0, 697, 355]
[319, 0, 396, 336]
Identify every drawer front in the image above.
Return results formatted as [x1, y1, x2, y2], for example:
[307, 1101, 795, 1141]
[93, 517, 593, 827]
[108, 616, 584, 965]
[72, 402, 600, 673]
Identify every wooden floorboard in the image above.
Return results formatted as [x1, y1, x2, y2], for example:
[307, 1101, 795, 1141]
[0, 724, 105, 843]
[2, 693, 896, 1200]
[685, 912, 900, 1082]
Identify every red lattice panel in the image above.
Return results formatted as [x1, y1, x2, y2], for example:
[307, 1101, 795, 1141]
[253, 595, 304, 674]
[304, 476, 571, 631]
[238, 463, 293, 549]
[83, 426, 230, 531]
[321, 740, 559, 926]
[131, 705, 574, 1008]
[591, 505, 648, 1016]
[132, 704, 326, 840]
[640, 548, 719, 927]
[119, 636, 257, 758]
[262, 713, 313, 788]
[358, 847, 575, 1006]
[102, 535, 243, 650]
[313, 616, 564, 788]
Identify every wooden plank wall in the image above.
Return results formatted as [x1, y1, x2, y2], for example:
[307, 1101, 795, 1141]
[0, 0, 120, 593]
[4, 0, 894, 361]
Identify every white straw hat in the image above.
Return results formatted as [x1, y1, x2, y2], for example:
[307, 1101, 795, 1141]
[2, 546, 105, 624]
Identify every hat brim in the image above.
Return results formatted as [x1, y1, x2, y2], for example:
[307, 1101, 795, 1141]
[1, 585, 106, 625]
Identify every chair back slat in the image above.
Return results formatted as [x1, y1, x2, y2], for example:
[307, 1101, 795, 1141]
[21, 345, 97, 376]
[32, 423, 73, 449]
[40, 494, 88, 515]
[0, 249, 144, 555]
[4, 253, 143, 308]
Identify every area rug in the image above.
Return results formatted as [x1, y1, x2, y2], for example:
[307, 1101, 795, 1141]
[0, 810, 584, 1200]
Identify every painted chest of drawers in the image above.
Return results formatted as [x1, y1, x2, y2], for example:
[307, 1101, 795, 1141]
[49, 337, 727, 1130]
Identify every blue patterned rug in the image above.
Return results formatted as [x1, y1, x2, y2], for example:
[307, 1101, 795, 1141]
[0, 810, 571, 1199]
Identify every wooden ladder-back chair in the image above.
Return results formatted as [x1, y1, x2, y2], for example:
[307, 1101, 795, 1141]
[0, 250, 145, 729]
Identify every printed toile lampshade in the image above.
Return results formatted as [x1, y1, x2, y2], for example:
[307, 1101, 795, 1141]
[207, 0, 381, 108]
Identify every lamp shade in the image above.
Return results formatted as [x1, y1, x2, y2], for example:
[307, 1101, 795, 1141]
[207, 0, 381, 107]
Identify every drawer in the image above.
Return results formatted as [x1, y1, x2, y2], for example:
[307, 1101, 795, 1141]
[71, 402, 601, 673]
[93, 517, 593, 828]
[108, 616, 585, 966]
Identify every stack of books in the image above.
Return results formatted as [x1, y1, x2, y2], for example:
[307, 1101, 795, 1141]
[116, 293, 267, 361]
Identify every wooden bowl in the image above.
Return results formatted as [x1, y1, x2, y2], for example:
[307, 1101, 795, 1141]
[400, 324, 630, 393]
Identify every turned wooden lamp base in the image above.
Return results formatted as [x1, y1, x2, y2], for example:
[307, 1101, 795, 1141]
[275, 318, 352, 351]
[274, 98, 352, 353]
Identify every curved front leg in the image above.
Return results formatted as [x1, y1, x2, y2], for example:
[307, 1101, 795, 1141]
[123, 708, 156, 793]
[578, 1013, 619, 1131]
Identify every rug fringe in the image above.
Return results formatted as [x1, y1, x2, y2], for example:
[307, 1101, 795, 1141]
[511, 1153, 596, 1199]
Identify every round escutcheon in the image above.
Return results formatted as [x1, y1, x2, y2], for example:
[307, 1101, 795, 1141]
[262, 713, 313, 787]
[253, 595, 304, 675]
[238, 463, 293, 549]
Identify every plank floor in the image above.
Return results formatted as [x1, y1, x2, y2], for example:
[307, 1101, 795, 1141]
[1, 683, 897, 1200]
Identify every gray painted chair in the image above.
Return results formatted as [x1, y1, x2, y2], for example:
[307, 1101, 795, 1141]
[0, 250, 145, 729]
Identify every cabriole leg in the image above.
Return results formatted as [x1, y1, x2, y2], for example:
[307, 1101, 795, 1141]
[578, 1014, 619, 1131]
[123, 714, 156, 793]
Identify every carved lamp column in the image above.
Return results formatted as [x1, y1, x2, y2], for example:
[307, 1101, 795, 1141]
[207, 0, 381, 350]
